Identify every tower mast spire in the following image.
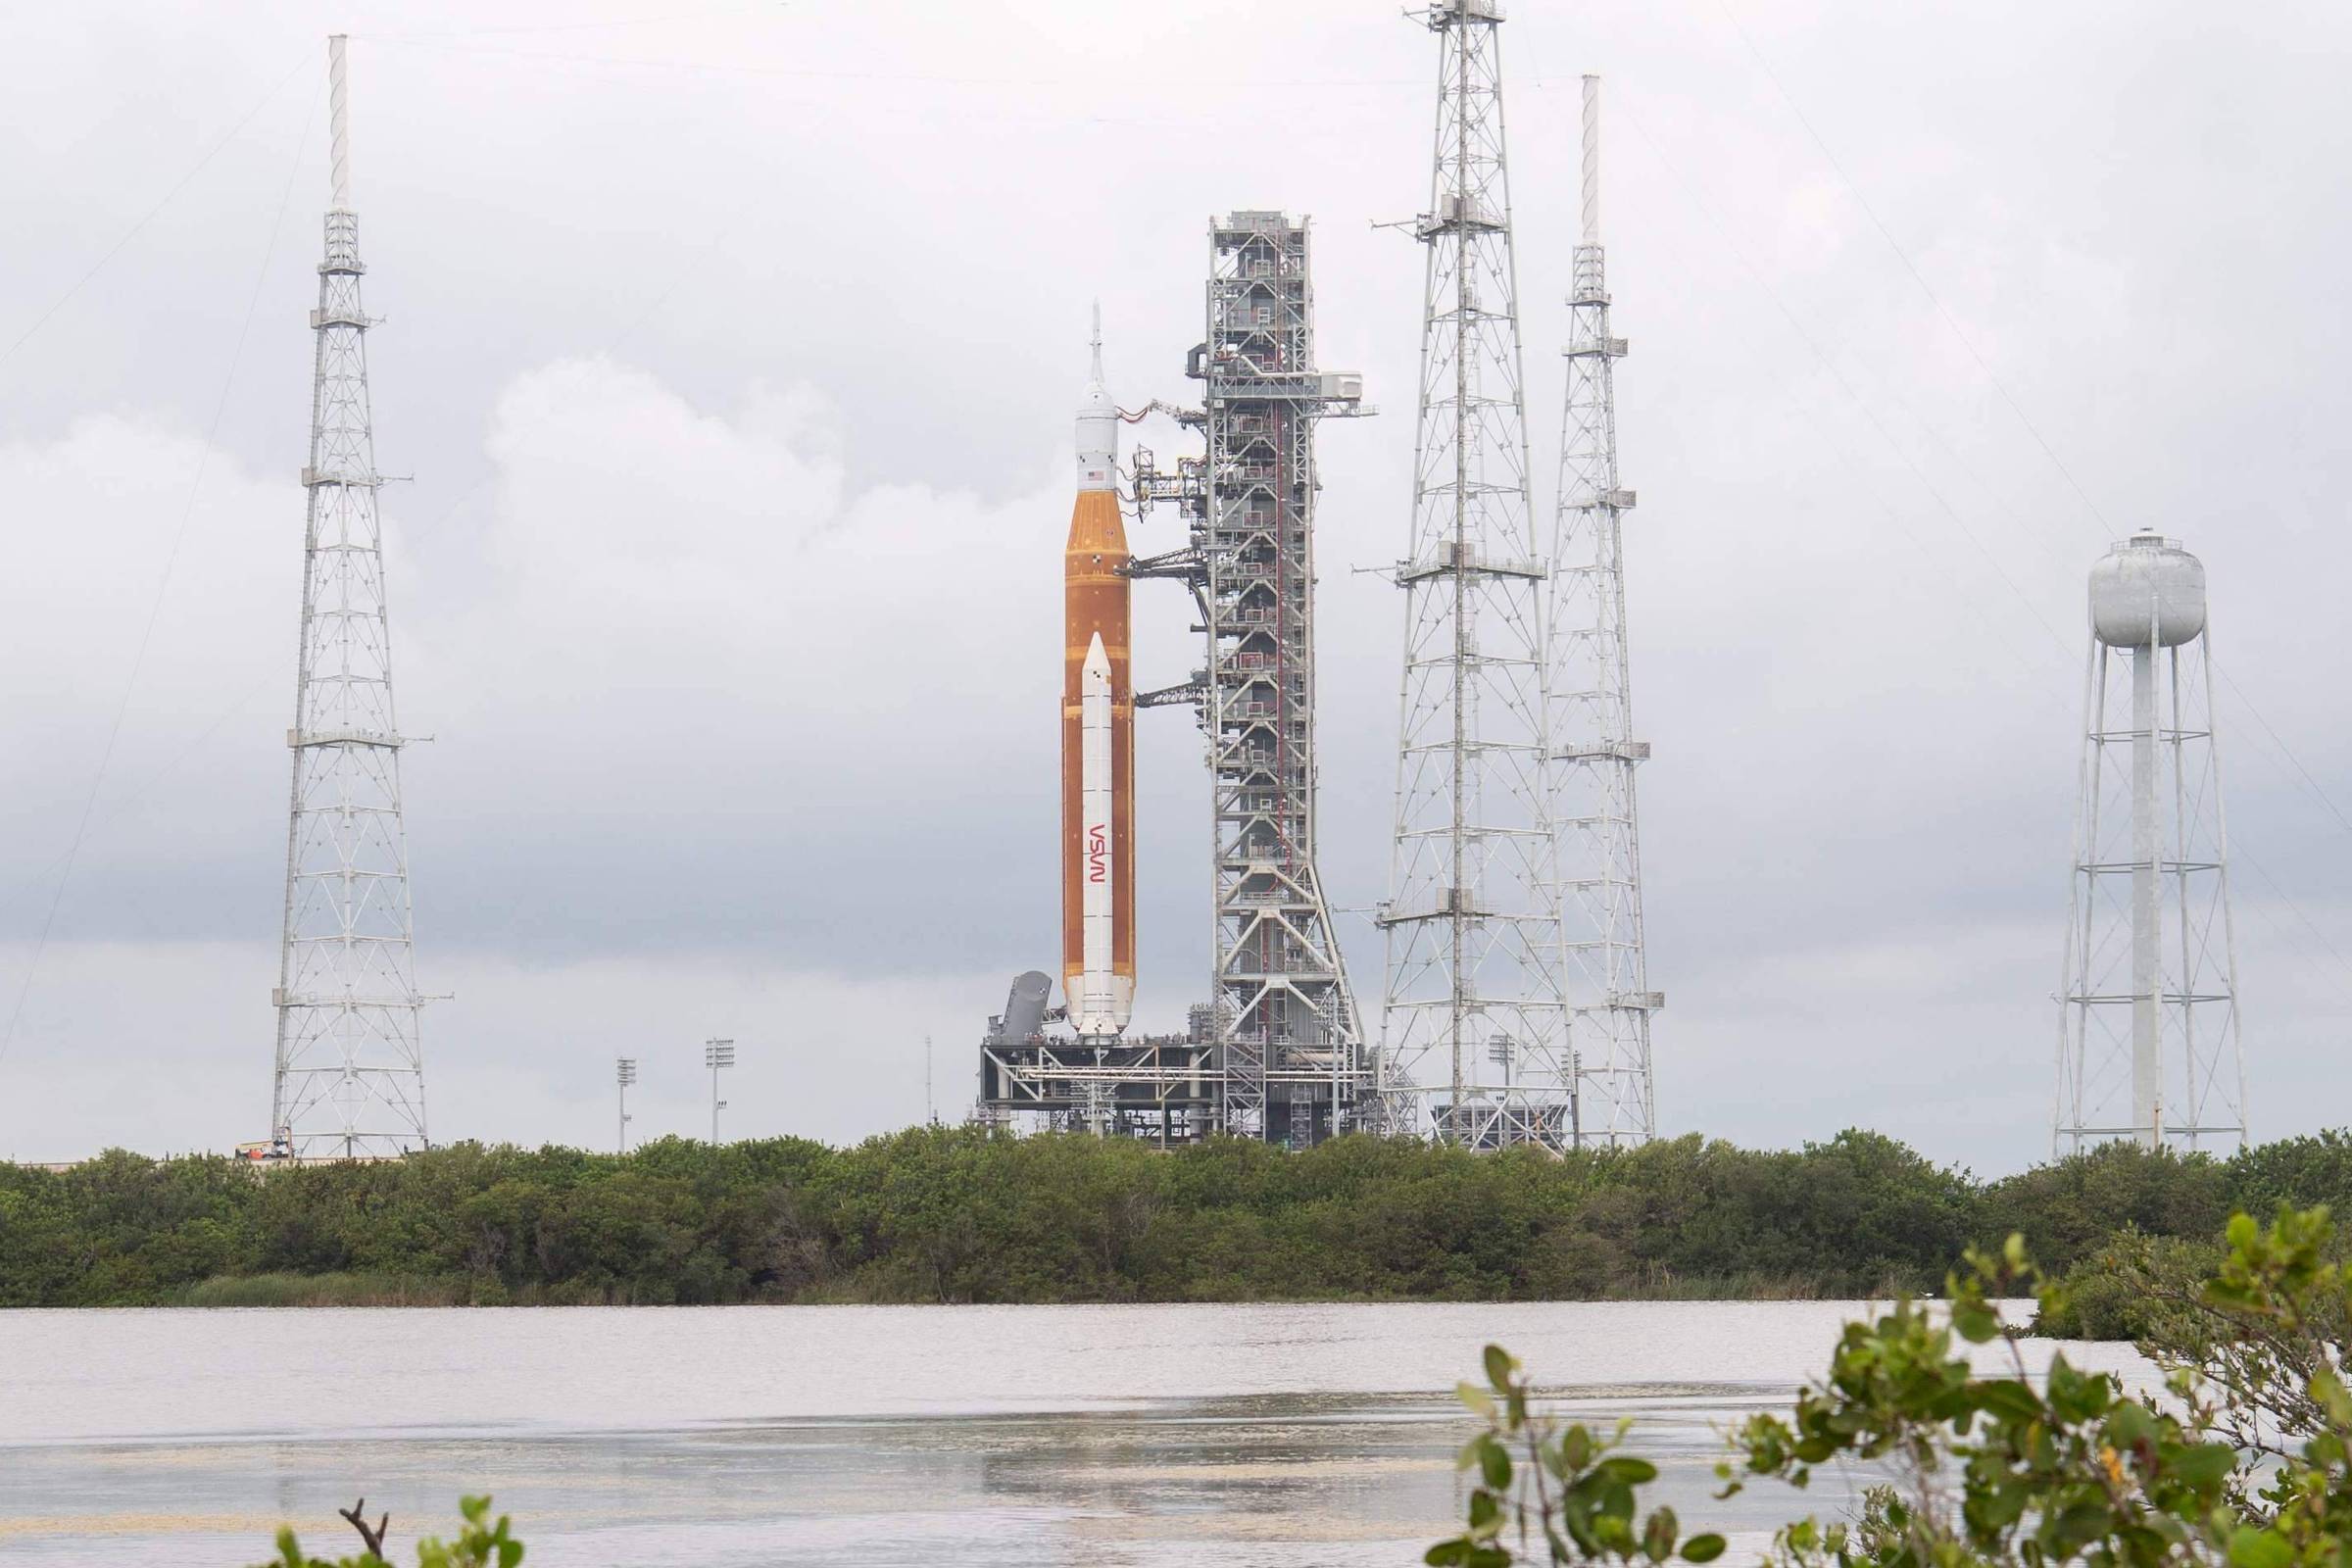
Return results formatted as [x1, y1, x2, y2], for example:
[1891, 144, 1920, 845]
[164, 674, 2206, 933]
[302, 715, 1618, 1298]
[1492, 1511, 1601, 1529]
[270, 34, 430, 1158]
[1376, 0, 1570, 1150]
[1549, 73, 1659, 1147]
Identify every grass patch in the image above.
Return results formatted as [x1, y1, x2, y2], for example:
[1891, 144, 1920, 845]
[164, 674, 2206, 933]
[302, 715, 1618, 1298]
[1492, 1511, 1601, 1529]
[179, 1272, 466, 1307]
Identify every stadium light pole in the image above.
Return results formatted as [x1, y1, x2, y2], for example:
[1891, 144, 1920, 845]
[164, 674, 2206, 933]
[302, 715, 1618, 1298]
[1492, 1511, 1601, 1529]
[615, 1056, 637, 1153]
[705, 1039, 735, 1144]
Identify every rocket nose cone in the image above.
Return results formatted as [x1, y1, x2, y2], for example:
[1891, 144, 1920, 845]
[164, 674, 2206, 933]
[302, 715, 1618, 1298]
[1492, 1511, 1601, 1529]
[1075, 305, 1118, 489]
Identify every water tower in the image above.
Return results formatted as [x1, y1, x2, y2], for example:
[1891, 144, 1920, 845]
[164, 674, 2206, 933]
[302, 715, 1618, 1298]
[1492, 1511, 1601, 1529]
[2055, 532, 2246, 1152]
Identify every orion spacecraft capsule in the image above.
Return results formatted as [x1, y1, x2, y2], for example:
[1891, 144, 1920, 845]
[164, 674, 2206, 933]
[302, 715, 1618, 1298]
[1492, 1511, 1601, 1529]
[1063, 310, 1135, 1038]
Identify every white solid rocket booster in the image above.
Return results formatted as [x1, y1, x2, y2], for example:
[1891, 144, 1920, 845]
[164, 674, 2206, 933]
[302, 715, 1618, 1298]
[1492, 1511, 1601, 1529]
[1075, 633, 1118, 1036]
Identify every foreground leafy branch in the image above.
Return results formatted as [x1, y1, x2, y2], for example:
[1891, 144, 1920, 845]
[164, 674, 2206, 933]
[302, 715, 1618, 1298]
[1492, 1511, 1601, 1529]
[1433, 1207, 2352, 1568]
[1432, 1344, 1726, 1567]
[263, 1494, 520, 1568]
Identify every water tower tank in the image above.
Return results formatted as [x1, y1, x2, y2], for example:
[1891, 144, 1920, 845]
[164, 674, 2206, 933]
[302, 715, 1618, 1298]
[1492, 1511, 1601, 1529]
[2089, 532, 2206, 649]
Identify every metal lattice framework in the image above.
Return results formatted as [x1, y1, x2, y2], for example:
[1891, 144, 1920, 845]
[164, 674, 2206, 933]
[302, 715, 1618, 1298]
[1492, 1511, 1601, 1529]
[2056, 533, 2245, 1153]
[1117, 215, 1368, 1146]
[269, 35, 429, 1158]
[1375, 0, 1570, 1150]
[1548, 75, 1657, 1147]
[1200, 213, 1365, 1146]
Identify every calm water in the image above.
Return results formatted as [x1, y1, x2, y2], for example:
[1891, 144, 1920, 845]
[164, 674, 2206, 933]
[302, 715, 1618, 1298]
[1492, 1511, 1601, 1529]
[0, 1302, 2146, 1565]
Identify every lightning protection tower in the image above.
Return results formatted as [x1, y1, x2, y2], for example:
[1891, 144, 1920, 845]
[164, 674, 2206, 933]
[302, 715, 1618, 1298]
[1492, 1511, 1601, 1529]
[2056, 532, 2245, 1153]
[1548, 75, 1658, 1147]
[1375, 0, 1570, 1150]
[270, 35, 431, 1158]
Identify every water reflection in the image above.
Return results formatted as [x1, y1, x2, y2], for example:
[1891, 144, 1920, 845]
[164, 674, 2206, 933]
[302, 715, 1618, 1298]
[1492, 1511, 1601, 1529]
[0, 1301, 2145, 1566]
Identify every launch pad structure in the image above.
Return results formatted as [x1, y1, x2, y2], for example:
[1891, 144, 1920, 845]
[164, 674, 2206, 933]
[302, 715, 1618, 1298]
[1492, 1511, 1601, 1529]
[977, 212, 1369, 1146]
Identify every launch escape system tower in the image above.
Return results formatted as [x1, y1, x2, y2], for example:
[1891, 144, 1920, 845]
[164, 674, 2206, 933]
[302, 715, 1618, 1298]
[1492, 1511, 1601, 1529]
[977, 215, 1368, 1145]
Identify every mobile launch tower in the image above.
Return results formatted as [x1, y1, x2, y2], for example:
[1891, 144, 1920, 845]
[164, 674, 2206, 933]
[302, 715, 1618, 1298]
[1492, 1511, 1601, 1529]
[1374, 0, 1573, 1149]
[268, 36, 432, 1158]
[2055, 532, 2246, 1152]
[1162, 213, 1367, 1145]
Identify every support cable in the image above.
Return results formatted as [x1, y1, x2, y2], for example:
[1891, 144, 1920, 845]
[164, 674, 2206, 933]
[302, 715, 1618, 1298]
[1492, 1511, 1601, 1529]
[0, 80, 324, 1073]
[1704, 1, 2352, 849]
[0, 50, 312, 377]
[1708, 0, 2120, 538]
[1608, 89, 2352, 1001]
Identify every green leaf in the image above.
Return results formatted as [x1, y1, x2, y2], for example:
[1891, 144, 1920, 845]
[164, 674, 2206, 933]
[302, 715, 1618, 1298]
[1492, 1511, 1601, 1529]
[2043, 1499, 2111, 1557]
[2166, 1443, 2236, 1488]
[1642, 1508, 1679, 1563]
[2103, 1400, 2154, 1448]
[1951, 1300, 2001, 1344]
[1561, 1495, 1600, 1556]
[1479, 1435, 1513, 1491]
[2228, 1527, 2291, 1568]
[1426, 1539, 1471, 1567]
[1974, 1379, 2042, 1421]
[1485, 1345, 1516, 1392]
[1593, 1455, 1659, 1486]
[1681, 1535, 1728, 1562]
[1457, 1381, 1497, 1418]
[2313, 1368, 2352, 1428]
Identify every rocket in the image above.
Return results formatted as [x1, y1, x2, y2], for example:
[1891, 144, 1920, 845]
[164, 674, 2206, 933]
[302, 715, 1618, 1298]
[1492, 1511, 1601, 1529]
[1063, 307, 1135, 1038]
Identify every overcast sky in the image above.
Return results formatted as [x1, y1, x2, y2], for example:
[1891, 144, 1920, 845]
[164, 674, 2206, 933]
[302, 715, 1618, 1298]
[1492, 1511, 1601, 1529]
[0, 0, 2344, 1172]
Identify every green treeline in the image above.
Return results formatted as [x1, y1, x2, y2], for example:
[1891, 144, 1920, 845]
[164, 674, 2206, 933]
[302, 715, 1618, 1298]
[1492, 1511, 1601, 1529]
[4, 1125, 2350, 1308]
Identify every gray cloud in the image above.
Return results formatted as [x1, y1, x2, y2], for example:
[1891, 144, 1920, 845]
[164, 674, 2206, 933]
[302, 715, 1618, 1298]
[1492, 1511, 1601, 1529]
[0, 0, 2345, 1170]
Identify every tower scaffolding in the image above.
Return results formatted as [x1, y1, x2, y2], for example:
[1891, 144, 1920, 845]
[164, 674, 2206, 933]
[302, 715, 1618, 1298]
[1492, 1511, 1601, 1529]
[269, 35, 431, 1158]
[1196, 213, 1367, 1146]
[1548, 75, 1659, 1147]
[1375, 0, 1572, 1150]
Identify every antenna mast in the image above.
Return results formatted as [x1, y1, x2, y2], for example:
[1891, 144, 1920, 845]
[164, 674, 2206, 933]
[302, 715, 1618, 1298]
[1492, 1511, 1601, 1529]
[1376, 0, 1570, 1149]
[269, 34, 430, 1158]
[1549, 74, 1658, 1146]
